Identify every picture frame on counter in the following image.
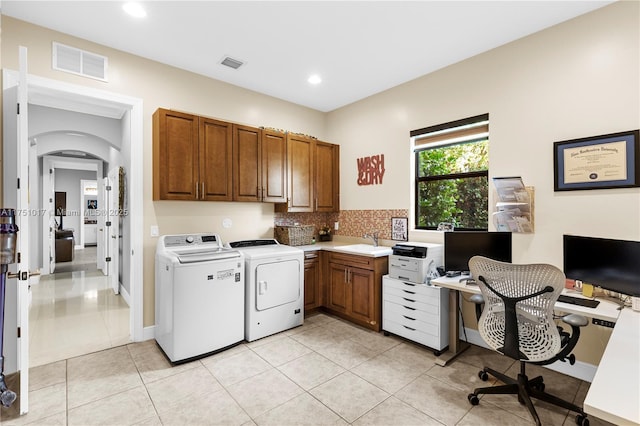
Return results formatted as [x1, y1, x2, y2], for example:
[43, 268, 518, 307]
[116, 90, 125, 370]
[391, 217, 408, 241]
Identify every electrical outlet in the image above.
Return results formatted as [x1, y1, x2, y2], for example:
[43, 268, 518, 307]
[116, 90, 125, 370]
[592, 318, 615, 328]
[334, 222, 339, 231]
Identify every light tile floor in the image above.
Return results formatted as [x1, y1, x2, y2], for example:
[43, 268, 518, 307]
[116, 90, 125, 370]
[29, 246, 131, 367]
[1, 313, 615, 426]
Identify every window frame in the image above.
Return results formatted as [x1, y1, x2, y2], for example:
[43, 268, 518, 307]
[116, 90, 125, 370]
[411, 114, 489, 231]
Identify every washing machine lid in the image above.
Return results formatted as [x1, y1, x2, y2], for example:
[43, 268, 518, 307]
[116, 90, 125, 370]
[173, 248, 241, 264]
[228, 239, 302, 259]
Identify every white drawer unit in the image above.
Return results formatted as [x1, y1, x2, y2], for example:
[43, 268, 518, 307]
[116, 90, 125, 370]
[382, 275, 449, 354]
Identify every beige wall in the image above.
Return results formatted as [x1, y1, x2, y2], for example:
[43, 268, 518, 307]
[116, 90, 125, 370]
[326, 1, 639, 364]
[1, 2, 638, 365]
[0, 16, 327, 328]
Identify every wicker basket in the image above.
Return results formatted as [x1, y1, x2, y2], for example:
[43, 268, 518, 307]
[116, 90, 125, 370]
[275, 225, 315, 246]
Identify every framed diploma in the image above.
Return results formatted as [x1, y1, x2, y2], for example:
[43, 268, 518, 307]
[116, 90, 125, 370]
[554, 130, 639, 191]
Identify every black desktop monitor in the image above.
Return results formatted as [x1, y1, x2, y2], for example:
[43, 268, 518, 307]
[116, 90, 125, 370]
[444, 231, 512, 273]
[563, 235, 640, 297]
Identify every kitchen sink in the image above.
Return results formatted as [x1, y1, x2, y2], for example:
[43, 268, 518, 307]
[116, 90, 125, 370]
[332, 244, 392, 257]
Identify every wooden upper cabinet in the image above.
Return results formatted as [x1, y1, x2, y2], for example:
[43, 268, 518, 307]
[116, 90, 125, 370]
[315, 141, 340, 212]
[233, 124, 262, 202]
[285, 134, 315, 212]
[200, 117, 233, 201]
[153, 108, 232, 201]
[261, 129, 287, 203]
[233, 126, 287, 203]
[153, 109, 199, 200]
[276, 135, 340, 212]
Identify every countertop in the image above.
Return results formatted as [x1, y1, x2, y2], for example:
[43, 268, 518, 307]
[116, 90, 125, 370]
[294, 241, 393, 257]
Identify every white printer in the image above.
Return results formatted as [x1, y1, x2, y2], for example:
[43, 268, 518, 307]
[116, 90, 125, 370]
[389, 242, 444, 284]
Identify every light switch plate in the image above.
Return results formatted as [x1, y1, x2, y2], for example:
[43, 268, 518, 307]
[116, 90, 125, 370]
[150, 226, 159, 237]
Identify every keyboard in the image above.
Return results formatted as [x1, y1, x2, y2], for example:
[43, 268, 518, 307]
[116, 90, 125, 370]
[557, 294, 600, 308]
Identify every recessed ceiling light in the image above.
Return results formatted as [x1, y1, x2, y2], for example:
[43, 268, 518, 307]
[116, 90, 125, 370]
[308, 74, 322, 85]
[123, 2, 147, 18]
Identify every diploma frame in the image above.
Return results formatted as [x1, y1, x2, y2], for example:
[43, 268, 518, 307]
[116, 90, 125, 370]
[553, 130, 640, 191]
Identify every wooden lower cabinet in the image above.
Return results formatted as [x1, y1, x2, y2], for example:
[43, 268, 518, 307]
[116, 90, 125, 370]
[304, 251, 321, 314]
[323, 252, 388, 331]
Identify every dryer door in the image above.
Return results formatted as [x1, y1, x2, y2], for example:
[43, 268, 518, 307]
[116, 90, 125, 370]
[255, 259, 301, 310]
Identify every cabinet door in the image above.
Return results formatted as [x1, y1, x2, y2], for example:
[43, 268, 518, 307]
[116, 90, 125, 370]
[262, 130, 287, 203]
[327, 262, 348, 313]
[349, 267, 376, 327]
[304, 253, 320, 311]
[286, 134, 314, 212]
[315, 141, 339, 212]
[153, 109, 199, 200]
[233, 124, 261, 202]
[200, 117, 233, 201]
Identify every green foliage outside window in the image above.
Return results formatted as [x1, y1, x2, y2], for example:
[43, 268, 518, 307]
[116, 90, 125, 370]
[416, 140, 489, 230]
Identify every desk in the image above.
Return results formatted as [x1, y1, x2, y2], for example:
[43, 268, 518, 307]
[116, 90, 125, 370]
[431, 275, 621, 366]
[583, 308, 640, 425]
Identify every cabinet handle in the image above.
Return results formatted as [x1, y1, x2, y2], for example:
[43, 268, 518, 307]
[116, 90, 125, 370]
[402, 297, 416, 303]
[344, 268, 347, 283]
[403, 305, 416, 311]
[201, 182, 205, 199]
[403, 282, 416, 287]
[195, 182, 199, 199]
[403, 325, 416, 331]
[403, 315, 416, 321]
[315, 198, 318, 211]
[402, 289, 416, 295]
[262, 187, 265, 200]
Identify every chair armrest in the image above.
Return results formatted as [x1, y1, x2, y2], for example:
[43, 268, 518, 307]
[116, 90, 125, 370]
[561, 314, 588, 328]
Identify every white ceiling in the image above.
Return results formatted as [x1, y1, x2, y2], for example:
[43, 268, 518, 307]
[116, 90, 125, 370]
[1, 1, 614, 112]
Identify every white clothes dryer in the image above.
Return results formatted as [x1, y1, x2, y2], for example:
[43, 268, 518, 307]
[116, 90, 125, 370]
[228, 239, 304, 341]
[155, 233, 244, 362]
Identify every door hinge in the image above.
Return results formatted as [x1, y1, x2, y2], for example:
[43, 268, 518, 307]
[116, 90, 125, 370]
[17, 178, 20, 189]
[106, 221, 111, 227]
[106, 185, 112, 191]
[17, 327, 21, 338]
[49, 168, 53, 174]
[105, 257, 111, 262]
[17, 103, 20, 115]
[17, 252, 21, 263]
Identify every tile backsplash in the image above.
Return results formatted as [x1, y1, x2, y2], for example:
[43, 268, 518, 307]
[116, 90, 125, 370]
[274, 209, 408, 240]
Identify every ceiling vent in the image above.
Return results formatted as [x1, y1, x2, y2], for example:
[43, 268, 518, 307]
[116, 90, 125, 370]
[220, 56, 244, 70]
[53, 42, 108, 82]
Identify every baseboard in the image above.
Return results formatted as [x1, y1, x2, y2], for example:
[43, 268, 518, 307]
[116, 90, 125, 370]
[119, 285, 131, 306]
[143, 325, 155, 341]
[461, 327, 596, 383]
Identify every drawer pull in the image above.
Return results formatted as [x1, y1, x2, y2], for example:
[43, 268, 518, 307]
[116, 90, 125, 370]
[403, 282, 416, 287]
[403, 315, 416, 321]
[403, 325, 416, 331]
[402, 297, 416, 303]
[402, 289, 416, 295]
[403, 306, 416, 311]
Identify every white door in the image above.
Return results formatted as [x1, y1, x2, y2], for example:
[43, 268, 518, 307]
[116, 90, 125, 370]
[108, 168, 120, 294]
[1, 46, 32, 415]
[101, 177, 110, 276]
[48, 168, 56, 274]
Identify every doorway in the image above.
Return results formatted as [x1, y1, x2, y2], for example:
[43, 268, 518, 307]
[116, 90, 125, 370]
[2, 68, 144, 393]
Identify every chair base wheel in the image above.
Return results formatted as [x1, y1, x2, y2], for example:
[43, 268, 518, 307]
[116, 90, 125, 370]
[478, 371, 489, 381]
[468, 394, 479, 405]
[576, 414, 589, 426]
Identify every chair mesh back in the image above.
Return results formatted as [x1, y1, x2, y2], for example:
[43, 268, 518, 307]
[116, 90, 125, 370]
[469, 256, 564, 362]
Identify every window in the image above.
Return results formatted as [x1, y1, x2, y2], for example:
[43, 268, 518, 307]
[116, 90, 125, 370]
[411, 114, 489, 230]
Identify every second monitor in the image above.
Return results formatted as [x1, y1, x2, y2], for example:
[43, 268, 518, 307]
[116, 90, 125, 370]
[444, 231, 512, 275]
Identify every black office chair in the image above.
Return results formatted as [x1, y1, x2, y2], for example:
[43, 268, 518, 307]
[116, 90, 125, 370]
[467, 256, 590, 426]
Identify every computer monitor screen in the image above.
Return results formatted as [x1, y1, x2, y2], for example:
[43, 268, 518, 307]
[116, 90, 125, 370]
[444, 231, 512, 273]
[563, 235, 640, 297]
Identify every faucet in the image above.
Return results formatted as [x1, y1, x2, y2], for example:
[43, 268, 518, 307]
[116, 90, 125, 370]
[363, 232, 379, 247]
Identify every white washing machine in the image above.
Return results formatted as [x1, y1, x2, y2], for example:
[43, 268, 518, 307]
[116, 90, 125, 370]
[155, 233, 244, 362]
[228, 239, 304, 341]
